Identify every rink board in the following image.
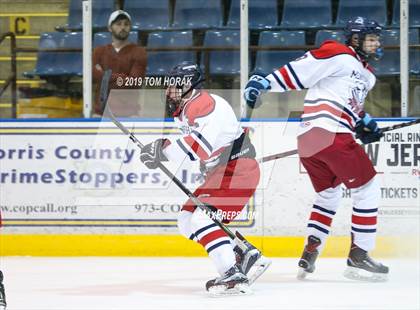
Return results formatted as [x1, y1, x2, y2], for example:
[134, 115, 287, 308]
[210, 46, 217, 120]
[0, 119, 418, 256]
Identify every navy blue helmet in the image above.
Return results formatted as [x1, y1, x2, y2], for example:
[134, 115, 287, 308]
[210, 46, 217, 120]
[165, 61, 204, 116]
[167, 61, 203, 90]
[345, 16, 383, 60]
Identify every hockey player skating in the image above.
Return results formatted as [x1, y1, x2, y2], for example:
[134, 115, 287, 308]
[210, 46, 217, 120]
[139, 62, 270, 295]
[244, 16, 389, 282]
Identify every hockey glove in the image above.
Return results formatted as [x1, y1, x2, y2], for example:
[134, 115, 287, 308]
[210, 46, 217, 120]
[244, 74, 271, 109]
[355, 112, 383, 144]
[140, 139, 168, 169]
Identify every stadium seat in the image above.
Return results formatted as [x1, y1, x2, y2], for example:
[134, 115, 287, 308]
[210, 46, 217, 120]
[335, 0, 387, 27]
[315, 30, 346, 46]
[172, 0, 222, 29]
[254, 31, 305, 74]
[25, 32, 83, 78]
[124, 0, 170, 30]
[227, 0, 277, 30]
[147, 31, 195, 76]
[370, 50, 400, 76]
[372, 49, 420, 76]
[65, 0, 115, 30]
[93, 31, 138, 48]
[410, 49, 420, 75]
[373, 29, 420, 76]
[280, 0, 332, 29]
[381, 28, 419, 46]
[201, 30, 242, 76]
[392, 0, 420, 27]
[259, 31, 306, 47]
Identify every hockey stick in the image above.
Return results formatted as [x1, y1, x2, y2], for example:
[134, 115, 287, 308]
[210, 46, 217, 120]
[99, 69, 251, 250]
[258, 149, 298, 163]
[258, 118, 420, 164]
[379, 118, 420, 133]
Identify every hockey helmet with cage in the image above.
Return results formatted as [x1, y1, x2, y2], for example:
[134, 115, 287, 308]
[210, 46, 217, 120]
[165, 61, 204, 116]
[345, 16, 383, 60]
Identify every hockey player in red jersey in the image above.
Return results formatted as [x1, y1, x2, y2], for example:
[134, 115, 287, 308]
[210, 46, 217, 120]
[140, 62, 270, 295]
[244, 16, 389, 282]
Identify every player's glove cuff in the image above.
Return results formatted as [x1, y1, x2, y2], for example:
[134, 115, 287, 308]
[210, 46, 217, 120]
[244, 74, 271, 109]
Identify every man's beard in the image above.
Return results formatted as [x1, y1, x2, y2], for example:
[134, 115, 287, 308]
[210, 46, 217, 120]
[113, 30, 129, 41]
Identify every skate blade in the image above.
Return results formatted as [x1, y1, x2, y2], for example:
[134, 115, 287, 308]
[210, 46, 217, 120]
[297, 267, 309, 280]
[248, 255, 272, 285]
[208, 283, 252, 297]
[343, 266, 388, 282]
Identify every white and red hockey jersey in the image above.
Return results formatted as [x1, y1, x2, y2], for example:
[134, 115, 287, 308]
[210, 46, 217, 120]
[163, 90, 244, 165]
[265, 40, 376, 136]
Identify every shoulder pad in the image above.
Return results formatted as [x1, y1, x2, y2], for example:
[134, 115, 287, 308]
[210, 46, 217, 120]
[184, 91, 216, 126]
[310, 40, 357, 59]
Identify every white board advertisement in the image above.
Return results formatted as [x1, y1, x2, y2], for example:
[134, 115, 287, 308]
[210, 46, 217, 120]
[0, 120, 418, 236]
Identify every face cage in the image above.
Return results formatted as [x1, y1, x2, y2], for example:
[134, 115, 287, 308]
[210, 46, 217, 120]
[353, 33, 383, 61]
[165, 86, 186, 116]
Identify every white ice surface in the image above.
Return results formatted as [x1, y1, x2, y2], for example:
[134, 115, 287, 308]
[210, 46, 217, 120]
[0, 257, 419, 310]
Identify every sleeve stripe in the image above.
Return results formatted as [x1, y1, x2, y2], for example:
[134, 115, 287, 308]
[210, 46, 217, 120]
[271, 72, 287, 90]
[184, 135, 211, 160]
[176, 139, 196, 161]
[287, 63, 305, 89]
[279, 67, 296, 90]
[192, 130, 213, 152]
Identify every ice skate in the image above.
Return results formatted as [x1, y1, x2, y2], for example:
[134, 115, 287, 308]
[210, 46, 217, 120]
[343, 245, 389, 282]
[297, 235, 321, 279]
[0, 271, 6, 310]
[205, 264, 252, 296]
[234, 233, 271, 285]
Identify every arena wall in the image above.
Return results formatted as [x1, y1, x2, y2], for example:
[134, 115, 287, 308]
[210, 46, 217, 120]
[0, 119, 418, 257]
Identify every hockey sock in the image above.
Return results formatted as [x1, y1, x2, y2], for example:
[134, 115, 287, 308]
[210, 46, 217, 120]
[306, 185, 341, 251]
[350, 177, 380, 251]
[183, 209, 236, 275]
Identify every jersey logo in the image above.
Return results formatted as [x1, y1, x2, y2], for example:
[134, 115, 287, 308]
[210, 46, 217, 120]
[348, 71, 369, 114]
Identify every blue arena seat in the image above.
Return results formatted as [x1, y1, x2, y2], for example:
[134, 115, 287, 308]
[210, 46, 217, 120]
[381, 28, 419, 46]
[409, 49, 420, 75]
[147, 31, 195, 76]
[280, 0, 332, 29]
[370, 50, 400, 76]
[172, 0, 222, 29]
[93, 31, 138, 48]
[373, 28, 420, 76]
[315, 30, 346, 46]
[335, 0, 387, 27]
[259, 31, 306, 47]
[124, 0, 170, 30]
[201, 30, 242, 76]
[227, 0, 278, 30]
[392, 0, 420, 27]
[254, 31, 305, 74]
[25, 32, 83, 78]
[66, 0, 115, 30]
[371, 50, 420, 76]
